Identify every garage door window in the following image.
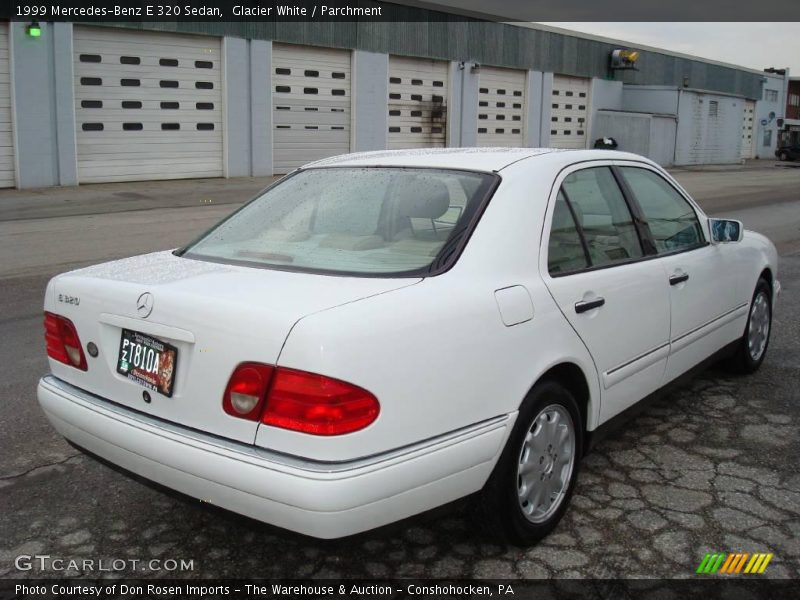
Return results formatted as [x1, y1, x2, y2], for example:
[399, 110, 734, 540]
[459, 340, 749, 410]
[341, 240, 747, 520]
[618, 167, 705, 254]
[560, 167, 643, 267]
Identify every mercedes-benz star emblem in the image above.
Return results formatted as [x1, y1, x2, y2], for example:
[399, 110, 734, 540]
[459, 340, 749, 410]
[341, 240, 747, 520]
[136, 292, 154, 318]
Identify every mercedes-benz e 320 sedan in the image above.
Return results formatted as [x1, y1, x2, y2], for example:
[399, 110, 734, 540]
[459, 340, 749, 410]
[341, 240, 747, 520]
[38, 149, 779, 544]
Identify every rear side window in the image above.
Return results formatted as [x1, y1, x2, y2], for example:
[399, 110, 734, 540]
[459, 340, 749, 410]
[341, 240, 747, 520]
[547, 191, 589, 274]
[560, 167, 643, 268]
[619, 167, 705, 254]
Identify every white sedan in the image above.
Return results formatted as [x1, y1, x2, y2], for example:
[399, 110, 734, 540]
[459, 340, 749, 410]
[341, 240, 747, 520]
[38, 148, 779, 544]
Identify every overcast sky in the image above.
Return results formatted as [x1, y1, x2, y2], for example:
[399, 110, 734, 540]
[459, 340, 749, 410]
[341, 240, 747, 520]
[542, 23, 799, 74]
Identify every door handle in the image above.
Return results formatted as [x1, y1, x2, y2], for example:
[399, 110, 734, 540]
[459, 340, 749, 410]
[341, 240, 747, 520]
[575, 297, 605, 314]
[669, 273, 690, 286]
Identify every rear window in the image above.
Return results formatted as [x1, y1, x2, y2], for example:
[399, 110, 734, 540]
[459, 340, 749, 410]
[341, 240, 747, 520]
[181, 168, 497, 276]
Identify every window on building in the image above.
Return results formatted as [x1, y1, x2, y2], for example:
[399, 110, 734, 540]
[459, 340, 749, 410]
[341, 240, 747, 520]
[764, 89, 778, 102]
[763, 129, 773, 147]
[790, 93, 800, 107]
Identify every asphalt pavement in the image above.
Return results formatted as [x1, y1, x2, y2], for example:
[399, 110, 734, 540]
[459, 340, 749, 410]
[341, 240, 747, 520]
[1, 163, 799, 579]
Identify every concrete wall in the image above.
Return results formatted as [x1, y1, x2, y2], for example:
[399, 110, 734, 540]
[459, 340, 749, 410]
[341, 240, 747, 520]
[539, 72, 554, 147]
[456, 62, 480, 147]
[352, 51, 388, 152]
[593, 110, 677, 166]
[223, 38, 273, 177]
[650, 116, 678, 167]
[250, 40, 272, 176]
[10, 22, 77, 188]
[223, 38, 250, 178]
[595, 111, 651, 156]
[622, 86, 680, 115]
[589, 78, 623, 145]
[523, 70, 543, 147]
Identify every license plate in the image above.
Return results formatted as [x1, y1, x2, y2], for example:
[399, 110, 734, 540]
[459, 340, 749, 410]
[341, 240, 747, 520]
[116, 329, 178, 397]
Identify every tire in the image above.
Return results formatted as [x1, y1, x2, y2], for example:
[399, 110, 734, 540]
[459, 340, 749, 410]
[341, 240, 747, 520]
[477, 380, 582, 546]
[728, 278, 772, 374]
[778, 151, 788, 161]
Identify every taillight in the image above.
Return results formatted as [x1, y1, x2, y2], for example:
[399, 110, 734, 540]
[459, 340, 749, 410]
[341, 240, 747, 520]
[223, 363, 275, 420]
[222, 364, 380, 435]
[44, 312, 87, 370]
[263, 368, 380, 435]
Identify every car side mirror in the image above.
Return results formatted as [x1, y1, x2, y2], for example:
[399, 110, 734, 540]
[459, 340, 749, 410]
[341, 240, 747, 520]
[709, 218, 744, 244]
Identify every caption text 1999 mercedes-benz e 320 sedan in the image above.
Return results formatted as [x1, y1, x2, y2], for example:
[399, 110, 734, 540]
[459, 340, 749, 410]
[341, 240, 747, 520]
[38, 148, 779, 545]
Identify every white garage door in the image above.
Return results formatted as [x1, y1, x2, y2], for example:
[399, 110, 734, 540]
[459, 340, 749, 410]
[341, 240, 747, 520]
[272, 44, 351, 173]
[388, 56, 448, 149]
[477, 66, 526, 147]
[550, 75, 590, 149]
[74, 26, 223, 183]
[0, 24, 15, 188]
[740, 100, 756, 159]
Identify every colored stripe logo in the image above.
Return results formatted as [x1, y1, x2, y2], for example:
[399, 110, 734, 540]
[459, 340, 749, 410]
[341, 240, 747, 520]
[696, 552, 773, 574]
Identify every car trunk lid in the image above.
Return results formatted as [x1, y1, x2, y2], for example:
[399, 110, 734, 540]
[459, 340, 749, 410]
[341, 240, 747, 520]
[45, 251, 420, 444]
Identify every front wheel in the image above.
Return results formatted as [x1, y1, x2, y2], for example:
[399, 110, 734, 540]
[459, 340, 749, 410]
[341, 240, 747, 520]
[728, 278, 772, 373]
[778, 151, 788, 161]
[476, 380, 582, 546]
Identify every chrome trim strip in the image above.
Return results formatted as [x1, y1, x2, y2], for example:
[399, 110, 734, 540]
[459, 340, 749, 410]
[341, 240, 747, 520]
[602, 343, 670, 390]
[606, 342, 670, 376]
[41, 375, 510, 474]
[672, 302, 749, 346]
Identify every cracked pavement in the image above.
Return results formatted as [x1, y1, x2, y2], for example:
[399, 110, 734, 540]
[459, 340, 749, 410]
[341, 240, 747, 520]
[1, 169, 799, 580]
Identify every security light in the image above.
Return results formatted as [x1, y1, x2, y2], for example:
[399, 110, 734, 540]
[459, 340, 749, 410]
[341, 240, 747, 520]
[610, 49, 639, 71]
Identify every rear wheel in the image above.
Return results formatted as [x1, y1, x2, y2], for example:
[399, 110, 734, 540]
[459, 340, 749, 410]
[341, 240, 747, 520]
[778, 151, 788, 161]
[728, 278, 772, 373]
[477, 380, 582, 545]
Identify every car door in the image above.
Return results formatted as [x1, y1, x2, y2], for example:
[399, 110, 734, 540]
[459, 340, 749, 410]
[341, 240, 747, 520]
[542, 164, 671, 423]
[615, 164, 742, 384]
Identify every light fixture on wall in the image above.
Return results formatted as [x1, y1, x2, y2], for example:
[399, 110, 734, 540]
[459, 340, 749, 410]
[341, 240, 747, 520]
[26, 21, 42, 38]
[470, 63, 480, 74]
[610, 49, 639, 71]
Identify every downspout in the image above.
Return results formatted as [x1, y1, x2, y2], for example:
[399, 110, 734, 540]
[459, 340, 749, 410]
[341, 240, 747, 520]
[673, 89, 682, 167]
[458, 61, 465, 147]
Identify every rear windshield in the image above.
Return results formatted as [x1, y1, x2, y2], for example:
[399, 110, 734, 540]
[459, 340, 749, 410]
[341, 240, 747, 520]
[181, 167, 497, 276]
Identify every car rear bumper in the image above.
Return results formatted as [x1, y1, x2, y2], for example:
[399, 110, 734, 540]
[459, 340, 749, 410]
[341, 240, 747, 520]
[37, 375, 513, 538]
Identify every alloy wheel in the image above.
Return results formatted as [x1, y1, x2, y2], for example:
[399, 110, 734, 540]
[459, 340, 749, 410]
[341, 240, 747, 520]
[516, 404, 576, 523]
[747, 291, 770, 362]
